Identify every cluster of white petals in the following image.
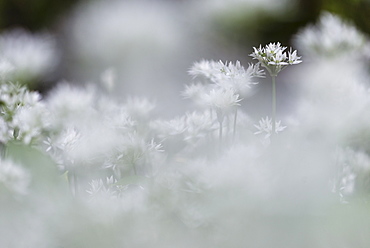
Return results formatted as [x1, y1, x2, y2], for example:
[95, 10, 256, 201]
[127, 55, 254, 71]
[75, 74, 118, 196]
[0, 29, 58, 81]
[254, 116, 286, 139]
[295, 12, 369, 58]
[250, 42, 302, 76]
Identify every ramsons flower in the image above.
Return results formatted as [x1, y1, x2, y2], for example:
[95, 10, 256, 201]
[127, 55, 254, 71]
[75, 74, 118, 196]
[250, 42, 302, 77]
[203, 88, 241, 116]
[0, 28, 58, 81]
[295, 12, 369, 58]
[254, 116, 286, 139]
[188, 60, 264, 96]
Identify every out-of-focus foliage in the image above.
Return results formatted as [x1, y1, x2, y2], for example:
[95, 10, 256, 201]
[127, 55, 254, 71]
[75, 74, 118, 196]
[0, 0, 78, 30]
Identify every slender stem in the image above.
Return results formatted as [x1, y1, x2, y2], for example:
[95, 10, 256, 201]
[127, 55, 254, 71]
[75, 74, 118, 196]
[233, 107, 238, 141]
[219, 120, 223, 151]
[68, 171, 78, 197]
[0, 142, 6, 158]
[271, 76, 276, 136]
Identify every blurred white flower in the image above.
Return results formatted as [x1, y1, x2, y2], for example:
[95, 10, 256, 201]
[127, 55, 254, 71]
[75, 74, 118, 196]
[182, 83, 210, 108]
[86, 177, 119, 200]
[216, 61, 263, 96]
[184, 111, 216, 143]
[254, 116, 286, 139]
[203, 88, 241, 115]
[188, 60, 263, 97]
[46, 83, 96, 127]
[105, 134, 163, 178]
[124, 97, 156, 121]
[0, 159, 30, 196]
[0, 58, 15, 81]
[295, 12, 369, 59]
[0, 28, 58, 81]
[151, 116, 187, 138]
[188, 60, 220, 82]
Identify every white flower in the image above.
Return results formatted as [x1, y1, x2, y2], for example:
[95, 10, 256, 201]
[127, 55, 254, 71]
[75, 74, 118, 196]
[203, 87, 241, 113]
[124, 97, 156, 121]
[151, 116, 187, 138]
[215, 61, 263, 96]
[55, 127, 81, 153]
[46, 83, 96, 127]
[0, 58, 15, 81]
[295, 12, 369, 58]
[188, 60, 220, 81]
[182, 83, 212, 108]
[12, 103, 49, 144]
[0, 28, 58, 80]
[188, 60, 263, 96]
[254, 116, 286, 139]
[184, 111, 216, 143]
[250, 42, 302, 76]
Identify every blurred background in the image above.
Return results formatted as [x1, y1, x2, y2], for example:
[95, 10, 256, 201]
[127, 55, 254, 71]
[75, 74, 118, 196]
[0, 0, 369, 116]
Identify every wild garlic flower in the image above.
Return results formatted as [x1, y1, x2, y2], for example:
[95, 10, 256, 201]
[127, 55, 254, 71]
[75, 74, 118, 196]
[216, 61, 264, 96]
[188, 60, 264, 96]
[182, 83, 209, 107]
[124, 97, 156, 121]
[0, 28, 58, 81]
[151, 116, 187, 138]
[12, 103, 49, 145]
[0, 82, 47, 144]
[250, 42, 302, 77]
[295, 12, 369, 58]
[86, 177, 121, 200]
[105, 134, 163, 178]
[188, 60, 220, 82]
[46, 83, 96, 127]
[184, 111, 216, 143]
[254, 116, 286, 139]
[203, 88, 241, 120]
[0, 58, 15, 81]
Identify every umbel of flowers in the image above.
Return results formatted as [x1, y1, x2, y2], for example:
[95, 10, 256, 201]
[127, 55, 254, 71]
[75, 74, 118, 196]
[185, 60, 264, 147]
[250, 42, 302, 136]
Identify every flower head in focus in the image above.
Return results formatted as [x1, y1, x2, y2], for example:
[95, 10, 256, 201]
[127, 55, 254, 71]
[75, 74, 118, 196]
[250, 42, 302, 77]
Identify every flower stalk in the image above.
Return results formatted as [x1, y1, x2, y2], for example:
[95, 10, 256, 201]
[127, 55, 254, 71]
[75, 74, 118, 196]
[271, 75, 276, 136]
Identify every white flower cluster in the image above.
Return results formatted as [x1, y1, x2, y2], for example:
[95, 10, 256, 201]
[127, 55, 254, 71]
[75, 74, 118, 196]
[254, 116, 287, 139]
[0, 29, 58, 82]
[295, 12, 369, 58]
[185, 60, 264, 127]
[0, 83, 48, 144]
[1, 9, 370, 248]
[250, 42, 302, 77]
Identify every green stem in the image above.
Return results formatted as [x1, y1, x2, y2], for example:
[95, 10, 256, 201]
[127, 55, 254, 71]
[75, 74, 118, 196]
[271, 76, 276, 136]
[0, 142, 6, 158]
